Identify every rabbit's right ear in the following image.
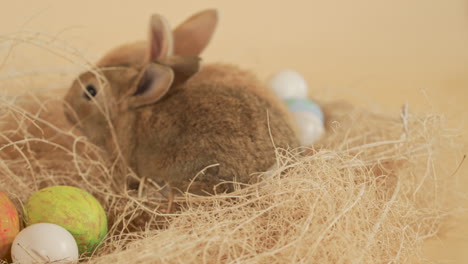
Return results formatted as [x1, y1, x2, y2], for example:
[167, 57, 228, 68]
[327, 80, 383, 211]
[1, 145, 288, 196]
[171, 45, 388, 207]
[173, 9, 219, 56]
[127, 64, 174, 109]
[148, 14, 174, 62]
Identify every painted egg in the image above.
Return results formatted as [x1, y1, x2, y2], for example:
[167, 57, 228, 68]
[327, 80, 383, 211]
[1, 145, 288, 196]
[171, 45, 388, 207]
[292, 111, 325, 146]
[269, 70, 309, 99]
[284, 98, 324, 123]
[0, 192, 20, 261]
[25, 186, 107, 255]
[284, 98, 325, 145]
[11, 223, 79, 264]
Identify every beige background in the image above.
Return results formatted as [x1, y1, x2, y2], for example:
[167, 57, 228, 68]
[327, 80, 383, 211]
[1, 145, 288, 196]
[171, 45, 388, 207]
[1, 0, 467, 262]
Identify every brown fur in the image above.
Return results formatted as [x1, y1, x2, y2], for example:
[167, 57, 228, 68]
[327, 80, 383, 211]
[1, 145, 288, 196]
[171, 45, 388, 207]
[97, 41, 148, 67]
[64, 12, 300, 195]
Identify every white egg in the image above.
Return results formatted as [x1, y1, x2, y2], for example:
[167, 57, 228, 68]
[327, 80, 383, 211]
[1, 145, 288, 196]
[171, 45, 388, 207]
[269, 70, 309, 99]
[11, 223, 79, 264]
[293, 112, 325, 146]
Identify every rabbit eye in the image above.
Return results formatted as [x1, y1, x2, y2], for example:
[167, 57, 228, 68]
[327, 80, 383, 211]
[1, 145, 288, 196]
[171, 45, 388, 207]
[83, 84, 97, 100]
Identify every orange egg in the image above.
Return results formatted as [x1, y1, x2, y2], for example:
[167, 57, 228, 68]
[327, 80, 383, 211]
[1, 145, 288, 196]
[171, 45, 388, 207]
[0, 192, 20, 261]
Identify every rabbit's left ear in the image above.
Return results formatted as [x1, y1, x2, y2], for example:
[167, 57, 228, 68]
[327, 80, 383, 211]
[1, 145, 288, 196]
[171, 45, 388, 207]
[147, 14, 173, 62]
[127, 64, 174, 109]
[163, 56, 200, 83]
[173, 9, 218, 56]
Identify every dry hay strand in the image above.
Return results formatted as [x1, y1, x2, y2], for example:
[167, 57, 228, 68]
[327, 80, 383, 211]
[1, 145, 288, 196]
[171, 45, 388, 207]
[0, 91, 461, 264]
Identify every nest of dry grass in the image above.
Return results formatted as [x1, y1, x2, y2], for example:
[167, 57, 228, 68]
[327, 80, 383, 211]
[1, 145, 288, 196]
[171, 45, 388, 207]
[0, 88, 460, 263]
[0, 29, 461, 264]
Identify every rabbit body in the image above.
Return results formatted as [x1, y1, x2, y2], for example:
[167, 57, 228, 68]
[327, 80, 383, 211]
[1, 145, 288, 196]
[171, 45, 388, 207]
[64, 11, 299, 194]
[127, 64, 297, 193]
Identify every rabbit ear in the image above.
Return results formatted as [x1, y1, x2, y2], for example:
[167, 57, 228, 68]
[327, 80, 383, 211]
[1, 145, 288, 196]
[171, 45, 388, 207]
[148, 14, 174, 62]
[163, 56, 200, 83]
[173, 9, 219, 56]
[127, 64, 174, 109]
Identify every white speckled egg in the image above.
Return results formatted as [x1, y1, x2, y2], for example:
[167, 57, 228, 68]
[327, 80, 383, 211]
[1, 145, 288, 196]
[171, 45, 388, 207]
[11, 223, 79, 264]
[269, 70, 309, 99]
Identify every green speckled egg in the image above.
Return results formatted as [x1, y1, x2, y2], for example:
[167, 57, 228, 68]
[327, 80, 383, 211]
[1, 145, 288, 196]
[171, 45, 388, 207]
[25, 186, 107, 255]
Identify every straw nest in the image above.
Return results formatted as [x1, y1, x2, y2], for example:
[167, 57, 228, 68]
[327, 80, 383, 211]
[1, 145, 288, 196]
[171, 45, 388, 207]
[0, 32, 461, 264]
[0, 89, 460, 264]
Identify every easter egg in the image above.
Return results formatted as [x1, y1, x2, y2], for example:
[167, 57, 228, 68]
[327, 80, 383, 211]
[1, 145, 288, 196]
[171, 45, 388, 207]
[0, 192, 20, 261]
[25, 186, 107, 255]
[11, 223, 79, 264]
[284, 98, 325, 145]
[292, 111, 325, 146]
[284, 98, 324, 123]
[269, 70, 309, 99]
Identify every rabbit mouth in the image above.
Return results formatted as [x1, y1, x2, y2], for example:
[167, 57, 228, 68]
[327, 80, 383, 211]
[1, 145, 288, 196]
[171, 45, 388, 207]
[64, 109, 75, 124]
[64, 106, 80, 127]
[63, 105, 86, 133]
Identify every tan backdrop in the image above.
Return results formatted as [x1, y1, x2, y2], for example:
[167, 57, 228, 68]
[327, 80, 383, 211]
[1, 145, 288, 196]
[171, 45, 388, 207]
[1, 0, 467, 262]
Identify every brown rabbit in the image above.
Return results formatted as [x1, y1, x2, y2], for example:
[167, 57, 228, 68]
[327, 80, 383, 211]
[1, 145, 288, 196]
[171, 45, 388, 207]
[63, 13, 299, 195]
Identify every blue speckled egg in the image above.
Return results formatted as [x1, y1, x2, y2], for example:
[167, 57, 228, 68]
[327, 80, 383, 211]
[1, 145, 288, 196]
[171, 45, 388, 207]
[284, 98, 324, 123]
